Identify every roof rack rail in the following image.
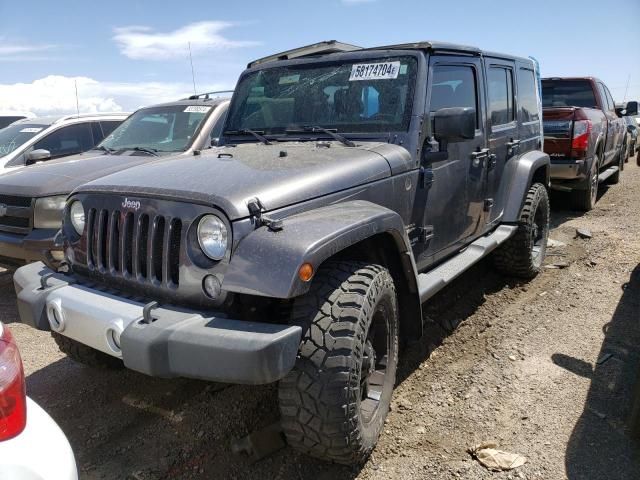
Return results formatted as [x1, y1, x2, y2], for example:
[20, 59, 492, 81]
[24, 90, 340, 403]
[248, 40, 362, 68]
[185, 90, 235, 100]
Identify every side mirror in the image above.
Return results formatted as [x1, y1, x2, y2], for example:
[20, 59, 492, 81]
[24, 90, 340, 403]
[433, 107, 476, 141]
[625, 101, 638, 116]
[25, 149, 51, 165]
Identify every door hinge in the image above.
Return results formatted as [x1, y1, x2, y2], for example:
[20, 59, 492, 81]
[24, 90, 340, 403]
[419, 167, 434, 189]
[487, 153, 497, 170]
[409, 225, 434, 245]
[483, 198, 495, 211]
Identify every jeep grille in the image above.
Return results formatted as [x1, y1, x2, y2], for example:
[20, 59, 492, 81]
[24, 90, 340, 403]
[0, 195, 32, 234]
[85, 208, 182, 286]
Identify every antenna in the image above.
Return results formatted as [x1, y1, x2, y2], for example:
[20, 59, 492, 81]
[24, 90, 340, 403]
[74, 80, 80, 117]
[623, 74, 631, 102]
[188, 42, 197, 96]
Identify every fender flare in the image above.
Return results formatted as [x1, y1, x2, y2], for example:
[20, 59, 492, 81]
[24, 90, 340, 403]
[222, 200, 417, 299]
[501, 150, 550, 222]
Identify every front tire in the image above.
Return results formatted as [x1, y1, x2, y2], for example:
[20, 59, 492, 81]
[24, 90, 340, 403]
[278, 261, 399, 465]
[493, 183, 549, 279]
[52, 332, 124, 369]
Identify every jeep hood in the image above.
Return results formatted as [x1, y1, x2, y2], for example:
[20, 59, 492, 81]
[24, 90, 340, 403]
[76, 142, 411, 220]
[0, 152, 174, 198]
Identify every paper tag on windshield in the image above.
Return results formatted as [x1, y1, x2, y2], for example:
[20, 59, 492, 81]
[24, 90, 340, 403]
[349, 62, 400, 81]
[184, 106, 211, 113]
[20, 127, 43, 133]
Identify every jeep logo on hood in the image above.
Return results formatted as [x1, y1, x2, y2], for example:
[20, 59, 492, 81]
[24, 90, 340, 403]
[121, 198, 141, 211]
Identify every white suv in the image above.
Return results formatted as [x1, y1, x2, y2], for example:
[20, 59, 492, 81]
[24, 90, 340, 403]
[0, 322, 77, 479]
[0, 113, 129, 176]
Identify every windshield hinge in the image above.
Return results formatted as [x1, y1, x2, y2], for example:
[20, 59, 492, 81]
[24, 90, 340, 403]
[247, 198, 283, 232]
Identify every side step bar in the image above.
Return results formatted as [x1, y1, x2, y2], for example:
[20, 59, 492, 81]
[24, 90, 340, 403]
[417, 225, 518, 303]
[598, 166, 619, 183]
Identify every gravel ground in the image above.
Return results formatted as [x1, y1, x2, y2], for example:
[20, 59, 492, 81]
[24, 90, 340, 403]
[4, 160, 640, 480]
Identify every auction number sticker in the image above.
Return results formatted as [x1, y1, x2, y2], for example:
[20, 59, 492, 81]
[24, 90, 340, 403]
[184, 106, 211, 113]
[20, 127, 43, 133]
[349, 62, 400, 81]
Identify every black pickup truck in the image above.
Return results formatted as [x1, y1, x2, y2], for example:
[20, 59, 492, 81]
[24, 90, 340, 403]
[14, 41, 550, 465]
[542, 77, 637, 210]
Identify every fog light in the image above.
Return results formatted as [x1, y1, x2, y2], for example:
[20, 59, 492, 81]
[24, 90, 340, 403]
[50, 250, 64, 261]
[203, 275, 222, 299]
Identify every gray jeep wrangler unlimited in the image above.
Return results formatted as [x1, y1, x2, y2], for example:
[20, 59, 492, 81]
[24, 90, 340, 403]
[14, 41, 550, 465]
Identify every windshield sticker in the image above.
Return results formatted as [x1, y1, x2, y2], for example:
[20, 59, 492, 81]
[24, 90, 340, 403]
[349, 62, 400, 81]
[279, 74, 300, 85]
[183, 106, 211, 113]
[399, 64, 408, 75]
[19, 127, 43, 133]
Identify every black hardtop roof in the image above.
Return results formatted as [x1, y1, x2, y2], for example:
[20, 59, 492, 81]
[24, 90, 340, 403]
[247, 40, 533, 71]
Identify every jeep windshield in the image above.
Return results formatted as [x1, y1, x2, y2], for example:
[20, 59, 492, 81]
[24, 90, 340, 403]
[98, 104, 212, 153]
[225, 56, 418, 139]
[0, 123, 47, 159]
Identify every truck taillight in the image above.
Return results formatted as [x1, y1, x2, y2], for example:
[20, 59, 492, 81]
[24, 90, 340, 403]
[0, 323, 26, 441]
[571, 120, 592, 159]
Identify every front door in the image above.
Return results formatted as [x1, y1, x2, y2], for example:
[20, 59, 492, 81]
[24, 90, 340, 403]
[418, 56, 488, 267]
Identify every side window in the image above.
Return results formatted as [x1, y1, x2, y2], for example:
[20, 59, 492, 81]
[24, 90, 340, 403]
[34, 123, 94, 159]
[517, 68, 540, 122]
[100, 121, 121, 138]
[210, 110, 228, 143]
[488, 67, 514, 126]
[91, 122, 103, 144]
[430, 65, 478, 128]
[604, 86, 615, 112]
[597, 83, 610, 111]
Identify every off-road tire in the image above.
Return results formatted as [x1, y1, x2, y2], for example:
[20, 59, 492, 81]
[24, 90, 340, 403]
[572, 155, 599, 211]
[52, 332, 124, 369]
[493, 183, 549, 279]
[278, 261, 399, 465]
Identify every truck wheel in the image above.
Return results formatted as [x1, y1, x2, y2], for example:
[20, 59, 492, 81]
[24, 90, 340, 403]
[493, 183, 549, 279]
[52, 332, 124, 369]
[278, 261, 399, 465]
[572, 155, 599, 211]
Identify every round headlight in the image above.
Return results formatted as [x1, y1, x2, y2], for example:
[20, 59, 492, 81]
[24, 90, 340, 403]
[197, 215, 228, 260]
[69, 201, 85, 235]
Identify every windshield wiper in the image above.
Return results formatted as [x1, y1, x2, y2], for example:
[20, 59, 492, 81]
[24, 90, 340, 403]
[94, 145, 117, 154]
[285, 126, 355, 147]
[224, 129, 272, 145]
[130, 146, 159, 156]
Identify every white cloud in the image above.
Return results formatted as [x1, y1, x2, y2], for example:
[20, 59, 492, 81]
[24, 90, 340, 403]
[113, 21, 259, 60]
[0, 75, 233, 117]
[0, 39, 56, 59]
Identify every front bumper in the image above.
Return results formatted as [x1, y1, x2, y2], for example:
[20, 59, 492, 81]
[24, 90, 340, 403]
[0, 228, 62, 266]
[0, 397, 77, 480]
[14, 262, 302, 385]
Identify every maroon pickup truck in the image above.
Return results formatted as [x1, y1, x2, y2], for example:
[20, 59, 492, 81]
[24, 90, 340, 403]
[542, 77, 636, 210]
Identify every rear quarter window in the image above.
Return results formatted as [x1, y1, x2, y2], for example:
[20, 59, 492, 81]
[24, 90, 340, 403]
[517, 68, 540, 122]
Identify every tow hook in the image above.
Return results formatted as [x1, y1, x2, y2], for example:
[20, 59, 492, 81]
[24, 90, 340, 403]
[141, 301, 159, 324]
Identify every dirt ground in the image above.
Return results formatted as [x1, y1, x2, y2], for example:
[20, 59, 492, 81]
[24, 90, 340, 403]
[4, 159, 640, 480]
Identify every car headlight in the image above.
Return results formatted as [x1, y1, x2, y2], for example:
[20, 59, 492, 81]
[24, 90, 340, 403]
[197, 215, 228, 260]
[69, 201, 85, 235]
[33, 196, 67, 229]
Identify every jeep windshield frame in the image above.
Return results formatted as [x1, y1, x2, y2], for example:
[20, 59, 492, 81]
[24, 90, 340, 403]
[98, 104, 213, 153]
[224, 54, 419, 140]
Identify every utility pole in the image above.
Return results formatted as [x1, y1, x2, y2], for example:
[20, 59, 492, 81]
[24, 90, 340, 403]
[623, 74, 631, 102]
[74, 80, 80, 117]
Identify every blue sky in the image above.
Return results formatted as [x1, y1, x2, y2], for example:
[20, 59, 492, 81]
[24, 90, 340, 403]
[1, 0, 639, 115]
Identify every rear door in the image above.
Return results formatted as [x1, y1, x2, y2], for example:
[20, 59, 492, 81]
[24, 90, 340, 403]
[596, 82, 619, 165]
[420, 55, 488, 265]
[484, 57, 517, 224]
[602, 84, 625, 165]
